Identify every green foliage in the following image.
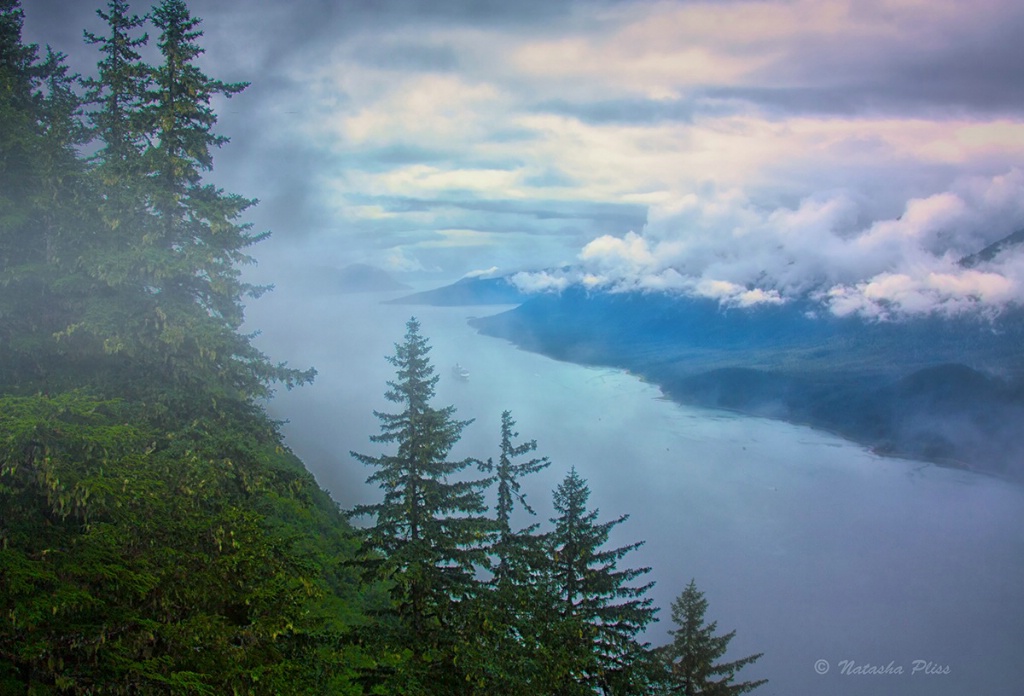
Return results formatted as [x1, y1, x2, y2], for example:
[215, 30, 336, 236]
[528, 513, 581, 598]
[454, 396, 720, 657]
[349, 322, 668, 694]
[480, 409, 550, 585]
[351, 317, 493, 692]
[452, 573, 597, 696]
[0, 0, 313, 409]
[656, 580, 767, 695]
[83, 0, 150, 169]
[549, 468, 659, 695]
[453, 411, 566, 694]
[0, 393, 366, 694]
[0, 1, 771, 692]
[0, 2, 360, 692]
[0, 0, 97, 396]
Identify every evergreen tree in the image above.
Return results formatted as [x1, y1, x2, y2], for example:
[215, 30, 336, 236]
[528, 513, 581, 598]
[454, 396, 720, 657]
[0, 0, 38, 387]
[483, 409, 550, 584]
[1, 3, 365, 692]
[351, 317, 491, 692]
[71, 0, 312, 414]
[136, 0, 268, 397]
[83, 0, 149, 169]
[453, 411, 559, 694]
[657, 580, 767, 695]
[82, 0, 150, 242]
[0, 0, 94, 392]
[549, 468, 658, 695]
[0, 0, 33, 101]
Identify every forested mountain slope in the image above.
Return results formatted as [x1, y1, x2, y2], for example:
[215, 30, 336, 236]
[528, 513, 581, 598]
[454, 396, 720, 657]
[472, 288, 1024, 476]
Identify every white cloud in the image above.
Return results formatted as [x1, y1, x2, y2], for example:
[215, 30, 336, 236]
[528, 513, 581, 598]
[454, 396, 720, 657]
[338, 74, 505, 147]
[383, 246, 430, 273]
[463, 266, 500, 279]
[510, 270, 572, 293]
[221, 0, 1024, 284]
[695, 280, 786, 308]
[373, 167, 524, 197]
[565, 169, 1024, 317]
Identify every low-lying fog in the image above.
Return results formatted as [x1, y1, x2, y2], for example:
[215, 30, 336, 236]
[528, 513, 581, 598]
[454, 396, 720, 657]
[245, 286, 1024, 696]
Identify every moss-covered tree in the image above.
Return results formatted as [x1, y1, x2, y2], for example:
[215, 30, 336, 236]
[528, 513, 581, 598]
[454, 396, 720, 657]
[0, 2, 365, 692]
[0, 0, 96, 394]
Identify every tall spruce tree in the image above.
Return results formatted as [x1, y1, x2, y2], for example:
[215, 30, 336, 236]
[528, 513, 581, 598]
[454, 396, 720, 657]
[72, 0, 313, 412]
[0, 0, 94, 392]
[82, 0, 150, 246]
[484, 409, 550, 584]
[0, 0, 38, 387]
[139, 0, 260, 392]
[657, 580, 767, 696]
[549, 468, 658, 695]
[351, 317, 491, 692]
[453, 411, 560, 694]
[83, 0, 149, 169]
[2, 3, 365, 691]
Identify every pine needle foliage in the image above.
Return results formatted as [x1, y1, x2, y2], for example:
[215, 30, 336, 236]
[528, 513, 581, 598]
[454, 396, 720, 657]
[480, 408, 550, 584]
[656, 579, 767, 695]
[549, 468, 659, 695]
[351, 317, 492, 692]
[0, 2, 362, 692]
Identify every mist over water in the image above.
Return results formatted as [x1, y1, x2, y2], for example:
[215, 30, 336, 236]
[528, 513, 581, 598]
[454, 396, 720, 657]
[245, 287, 1024, 696]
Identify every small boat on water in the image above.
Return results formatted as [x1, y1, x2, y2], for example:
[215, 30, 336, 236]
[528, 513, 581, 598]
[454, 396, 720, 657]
[451, 363, 470, 381]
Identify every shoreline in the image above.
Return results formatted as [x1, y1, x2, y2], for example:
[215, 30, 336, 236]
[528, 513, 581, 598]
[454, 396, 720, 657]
[468, 316, 1017, 483]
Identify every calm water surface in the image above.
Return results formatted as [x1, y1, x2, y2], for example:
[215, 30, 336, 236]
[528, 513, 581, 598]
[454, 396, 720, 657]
[247, 290, 1024, 696]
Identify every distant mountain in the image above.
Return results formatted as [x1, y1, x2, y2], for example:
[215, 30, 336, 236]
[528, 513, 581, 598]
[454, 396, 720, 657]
[470, 288, 1024, 477]
[470, 288, 1024, 372]
[388, 275, 530, 305]
[327, 263, 411, 293]
[959, 228, 1024, 268]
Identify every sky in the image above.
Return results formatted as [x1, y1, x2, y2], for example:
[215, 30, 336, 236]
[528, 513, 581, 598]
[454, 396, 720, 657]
[19, 0, 1024, 318]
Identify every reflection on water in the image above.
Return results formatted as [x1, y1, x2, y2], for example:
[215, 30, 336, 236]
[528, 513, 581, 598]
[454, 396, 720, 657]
[246, 290, 1024, 696]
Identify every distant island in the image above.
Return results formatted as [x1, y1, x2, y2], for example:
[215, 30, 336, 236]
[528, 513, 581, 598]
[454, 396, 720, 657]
[403, 275, 1024, 479]
[388, 274, 530, 305]
[320, 263, 412, 293]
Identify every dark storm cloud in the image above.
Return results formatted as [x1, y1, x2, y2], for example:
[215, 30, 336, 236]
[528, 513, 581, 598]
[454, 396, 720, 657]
[349, 41, 461, 72]
[736, 2, 1024, 117]
[348, 144, 460, 168]
[534, 97, 698, 125]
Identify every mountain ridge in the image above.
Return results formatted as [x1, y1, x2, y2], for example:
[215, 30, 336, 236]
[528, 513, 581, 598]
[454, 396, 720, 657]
[460, 286, 1024, 477]
[387, 274, 530, 305]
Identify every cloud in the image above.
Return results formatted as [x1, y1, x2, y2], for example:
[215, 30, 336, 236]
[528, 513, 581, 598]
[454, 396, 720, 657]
[383, 246, 434, 274]
[415, 229, 498, 248]
[19, 0, 1024, 286]
[695, 281, 786, 308]
[510, 270, 572, 294]
[562, 169, 1024, 317]
[463, 266, 500, 279]
[826, 266, 1019, 319]
[532, 97, 698, 125]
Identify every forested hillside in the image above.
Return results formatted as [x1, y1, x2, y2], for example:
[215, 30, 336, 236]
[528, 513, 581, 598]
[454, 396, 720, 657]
[471, 287, 1024, 476]
[1, 0, 364, 690]
[0, 2, 763, 693]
